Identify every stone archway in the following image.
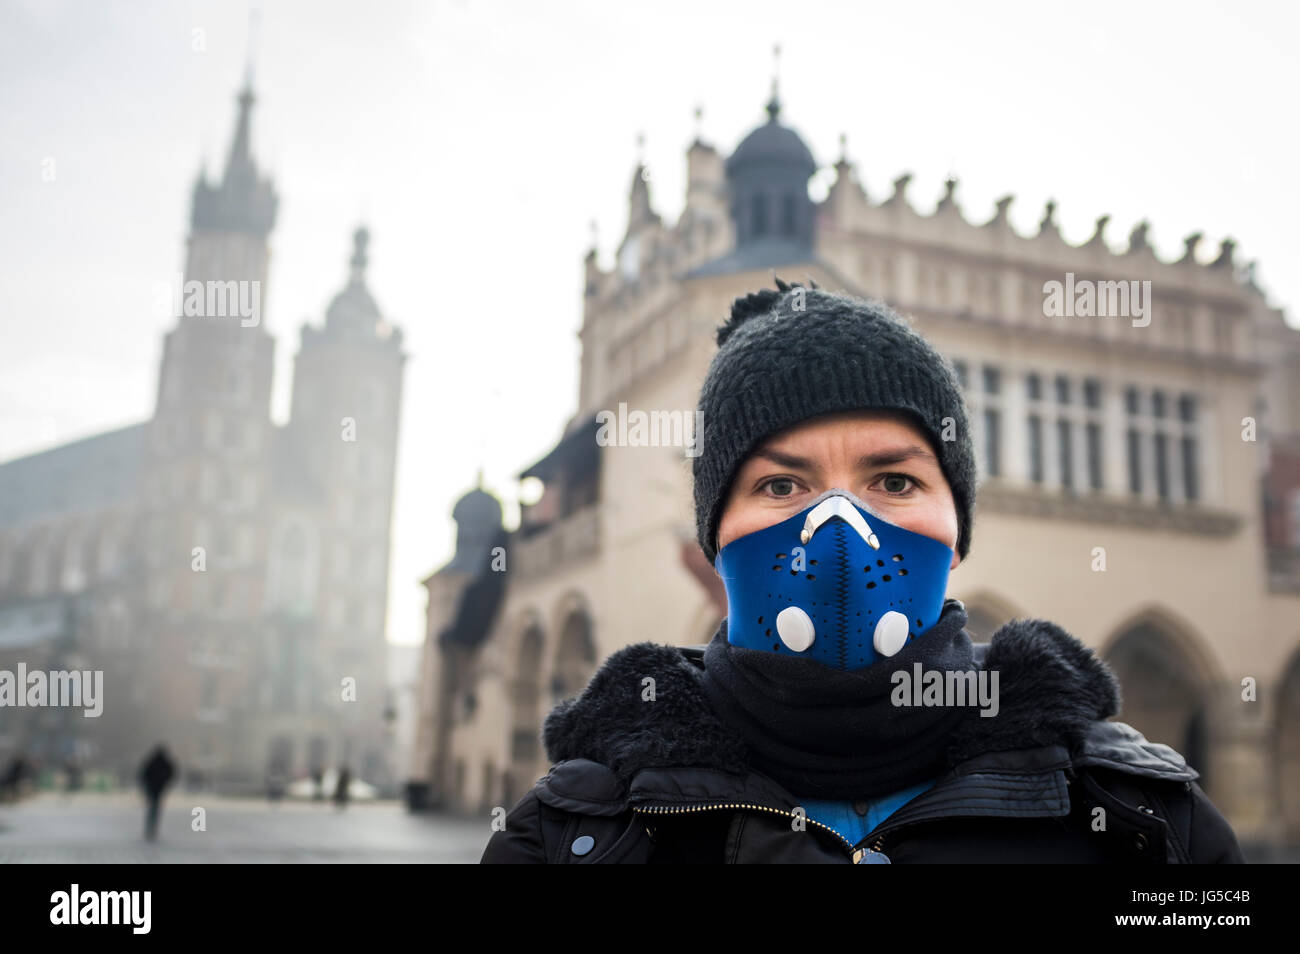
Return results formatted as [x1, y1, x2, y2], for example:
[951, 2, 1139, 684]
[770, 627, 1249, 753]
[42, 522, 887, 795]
[551, 608, 596, 704]
[1103, 612, 1216, 790]
[507, 624, 545, 798]
[1275, 648, 1300, 845]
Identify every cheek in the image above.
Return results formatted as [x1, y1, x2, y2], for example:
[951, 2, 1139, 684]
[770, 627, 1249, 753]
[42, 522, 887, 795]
[895, 497, 959, 551]
[716, 509, 744, 552]
[930, 499, 960, 550]
[716, 496, 765, 552]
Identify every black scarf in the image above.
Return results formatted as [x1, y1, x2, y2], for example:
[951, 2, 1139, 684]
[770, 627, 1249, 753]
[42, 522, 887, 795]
[699, 598, 977, 799]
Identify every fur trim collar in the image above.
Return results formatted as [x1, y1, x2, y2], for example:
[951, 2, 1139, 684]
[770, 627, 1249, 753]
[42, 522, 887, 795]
[542, 616, 1123, 784]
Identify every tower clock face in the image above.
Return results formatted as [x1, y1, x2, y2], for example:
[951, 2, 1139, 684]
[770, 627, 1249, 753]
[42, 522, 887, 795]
[618, 235, 640, 279]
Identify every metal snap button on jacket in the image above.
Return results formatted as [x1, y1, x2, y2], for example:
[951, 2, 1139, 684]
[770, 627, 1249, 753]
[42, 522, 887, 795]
[852, 848, 890, 864]
[571, 835, 595, 856]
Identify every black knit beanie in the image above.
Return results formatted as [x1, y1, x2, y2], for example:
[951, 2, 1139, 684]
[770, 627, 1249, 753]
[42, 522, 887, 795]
[693, 278, 976, 565]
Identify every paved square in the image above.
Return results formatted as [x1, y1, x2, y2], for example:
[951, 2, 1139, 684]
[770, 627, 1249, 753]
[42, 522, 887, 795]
[0, 792, 490, 863]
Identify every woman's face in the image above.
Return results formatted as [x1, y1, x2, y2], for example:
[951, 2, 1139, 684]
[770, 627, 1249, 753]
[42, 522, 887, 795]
[716, 409, 963, 571]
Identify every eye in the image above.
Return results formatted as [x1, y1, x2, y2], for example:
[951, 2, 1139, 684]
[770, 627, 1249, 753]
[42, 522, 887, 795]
[759, 476, 799, 498]
[878, 473, 917, 495]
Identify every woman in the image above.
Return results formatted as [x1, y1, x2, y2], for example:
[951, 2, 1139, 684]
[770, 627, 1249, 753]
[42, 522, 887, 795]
[481, 280, 1243, 863]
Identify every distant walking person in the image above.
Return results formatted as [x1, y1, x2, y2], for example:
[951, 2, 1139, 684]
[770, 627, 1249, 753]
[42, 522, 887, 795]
[333, 766, 351, 810]
[0, 755, 31, 802]
[266, 766, 287, 803]
[64, 757, 83, 794]
[138, 745, 176, 840]
[311, 765, 325, 801]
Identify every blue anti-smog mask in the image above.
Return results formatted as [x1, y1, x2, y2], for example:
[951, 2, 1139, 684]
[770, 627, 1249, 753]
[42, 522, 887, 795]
[714, 488, 954, 670]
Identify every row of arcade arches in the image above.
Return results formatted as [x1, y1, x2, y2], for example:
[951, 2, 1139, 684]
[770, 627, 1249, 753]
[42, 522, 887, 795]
[491, 589, 1300, 843]
[501, 595, 597, 809]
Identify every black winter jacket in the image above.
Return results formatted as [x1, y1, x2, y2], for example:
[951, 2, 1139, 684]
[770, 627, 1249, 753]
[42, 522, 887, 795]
[481, 617, 1244, 864]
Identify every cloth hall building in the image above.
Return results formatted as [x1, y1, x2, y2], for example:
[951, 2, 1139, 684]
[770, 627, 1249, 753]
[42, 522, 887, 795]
[414, 88, 1300, 855]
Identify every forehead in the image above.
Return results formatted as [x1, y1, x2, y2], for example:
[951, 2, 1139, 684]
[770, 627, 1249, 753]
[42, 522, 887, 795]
[756, 408, 936, 454]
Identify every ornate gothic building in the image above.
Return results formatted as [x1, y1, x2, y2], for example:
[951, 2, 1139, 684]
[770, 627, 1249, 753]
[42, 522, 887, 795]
[412, 83, 1300, 855]
[0, 83, 406, 793]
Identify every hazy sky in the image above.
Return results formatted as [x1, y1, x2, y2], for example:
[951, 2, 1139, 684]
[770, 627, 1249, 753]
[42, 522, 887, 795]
[2, 0, 1296, 648]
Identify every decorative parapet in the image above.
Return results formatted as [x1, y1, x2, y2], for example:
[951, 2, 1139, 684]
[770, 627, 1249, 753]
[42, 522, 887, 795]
[818, 161, 1266, 312]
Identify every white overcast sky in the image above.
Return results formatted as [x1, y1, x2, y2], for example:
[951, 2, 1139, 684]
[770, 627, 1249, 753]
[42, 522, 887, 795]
[2, 0, 1297, 648]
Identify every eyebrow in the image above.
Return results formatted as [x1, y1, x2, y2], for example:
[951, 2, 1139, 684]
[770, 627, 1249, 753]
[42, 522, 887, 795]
[752, 444, 939, 472]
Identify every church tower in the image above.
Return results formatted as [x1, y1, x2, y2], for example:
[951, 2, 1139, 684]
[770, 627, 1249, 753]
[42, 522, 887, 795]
[283, 227, 407, 781]
[138, 80, 281, 780]
[157, 80, 279, 423]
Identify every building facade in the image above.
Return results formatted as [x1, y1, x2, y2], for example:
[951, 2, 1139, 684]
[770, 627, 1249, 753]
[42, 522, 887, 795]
[412, 85, 1300, 854]
[0, 83, 406, 794]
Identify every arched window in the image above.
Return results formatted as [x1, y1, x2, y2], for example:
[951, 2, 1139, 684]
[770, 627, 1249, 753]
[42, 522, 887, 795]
[25, 531, 53, 595]
[271, 521, 318, 615]
[508, 623, 545, 801]
[553, 610, 596, 701]
[96, 527, 121, 578]
[200, 672, 219, 710]
[95, 597, 129, 650]
[781, 193, 797, 237]
[1105, 622, 1212, 788]
[751, 194, 768, 238]
[61, 530, 86, 592]
[0, 536, 12, 596]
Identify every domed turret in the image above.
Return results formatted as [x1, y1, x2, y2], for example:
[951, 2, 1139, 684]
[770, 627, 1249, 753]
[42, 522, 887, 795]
[724, 78, 817, 249]
[325, 227, 389, 338]
[728, 95, 816, 173]
[452, 486, 503, 530]
[446, 470, 504, 573]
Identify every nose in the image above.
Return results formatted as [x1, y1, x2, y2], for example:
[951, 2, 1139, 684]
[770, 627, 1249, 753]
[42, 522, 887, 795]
[799, 493, 881, 549]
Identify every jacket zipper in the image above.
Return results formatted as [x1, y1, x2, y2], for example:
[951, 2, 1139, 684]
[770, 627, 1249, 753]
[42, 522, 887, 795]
[634, 801, 882, 860]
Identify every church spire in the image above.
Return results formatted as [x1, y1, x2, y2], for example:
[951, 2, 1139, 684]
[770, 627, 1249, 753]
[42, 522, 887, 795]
[226, 8, 260, 186]
[628, 132, 659, 230]
[349, 226, 370, 284]
[190, 77, 277, 237]
[225, 83, 256, 184]
[766, 43, 782, 122]
[244, 8, 259, 92]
